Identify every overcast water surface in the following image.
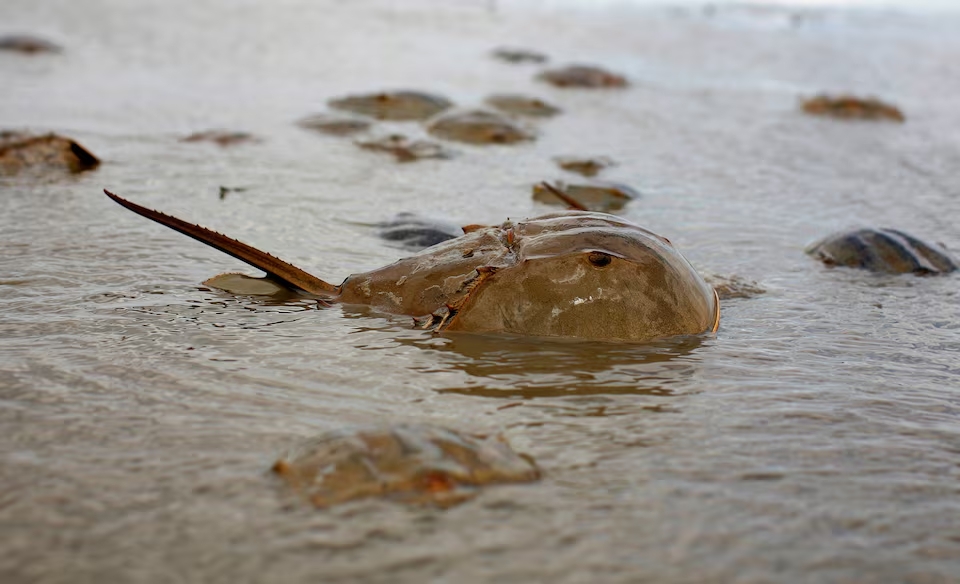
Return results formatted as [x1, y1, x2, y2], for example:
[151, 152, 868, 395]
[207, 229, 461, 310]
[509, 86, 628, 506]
[2, 0, 960, 582]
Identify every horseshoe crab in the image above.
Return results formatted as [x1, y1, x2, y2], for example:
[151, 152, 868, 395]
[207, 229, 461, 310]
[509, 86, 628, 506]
[103, 189, 720, 342]
[801, 95, 905, 122]
[1, 131, 99, 175]
[807, 228, 957, 274]
[537, 65, 628, 88]
[426, 110, 533, 145]
[328, 90, 453, 121]
[491, 47, 548, 64]
[296, 113, 372, 136]
[532, 180, 638, 212]
[273, 424, 540, 508]
[0, 35, 62, 54]
[554, 156, 616, 177]
[181, 130, 260, 147]
[356, 134, 453, 163]
[484, 94, 561, 118]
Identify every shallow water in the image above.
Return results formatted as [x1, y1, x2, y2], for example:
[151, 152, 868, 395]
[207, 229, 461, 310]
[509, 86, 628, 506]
[2, 0, 960, 582]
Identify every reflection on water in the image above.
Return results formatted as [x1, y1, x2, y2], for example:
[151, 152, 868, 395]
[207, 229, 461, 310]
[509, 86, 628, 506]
[400, 332, 705, 398]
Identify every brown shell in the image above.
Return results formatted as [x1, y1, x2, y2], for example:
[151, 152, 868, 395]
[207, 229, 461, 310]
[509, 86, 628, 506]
[339, 211, 719, 341]
[328, 90, 453, 121]
[272, 424, 540, 508]
[0, 132, 99, 175]
[801, 95, 905, 122]
[426, 110, 534, 145]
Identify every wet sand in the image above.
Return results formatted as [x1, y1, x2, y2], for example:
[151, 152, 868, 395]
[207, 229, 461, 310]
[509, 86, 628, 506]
[2, 0, 960, 582]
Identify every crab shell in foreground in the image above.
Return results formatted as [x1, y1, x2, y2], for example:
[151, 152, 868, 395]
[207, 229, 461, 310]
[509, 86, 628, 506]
[104, 191, 720, 343]
[273, 424, 540, 508]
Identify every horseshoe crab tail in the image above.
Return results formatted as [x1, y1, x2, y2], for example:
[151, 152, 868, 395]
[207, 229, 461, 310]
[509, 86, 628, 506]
[104, 190, 338, 297]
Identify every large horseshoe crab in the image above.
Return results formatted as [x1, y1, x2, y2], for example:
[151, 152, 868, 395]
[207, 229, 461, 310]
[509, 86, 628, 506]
[104, 189, 719, 342]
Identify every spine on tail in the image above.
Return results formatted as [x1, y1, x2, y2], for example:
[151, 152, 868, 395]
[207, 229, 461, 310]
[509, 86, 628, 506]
[104, 190, 338, 296]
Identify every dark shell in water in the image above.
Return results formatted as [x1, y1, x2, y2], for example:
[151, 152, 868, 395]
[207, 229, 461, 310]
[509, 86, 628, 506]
[806, 228, 957, 274]
[377, 212, 465, 249]
[0, 35, 62, 54]
[0, 131, 99, 175]
[328, 90, 453, 121]
[427, 110, 534, 145]
[801, 95, 905, 122]
[272, 424, 541, 508]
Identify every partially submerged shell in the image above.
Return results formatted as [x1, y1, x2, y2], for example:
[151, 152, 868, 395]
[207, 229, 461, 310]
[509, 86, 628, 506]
[426, 110, 534, 145]
[272, 424, 540, 508]
[806, 228, 957, 274]
[296, 113, 372, 136]
[339, 211, 719, 342]
[0, 35, 62, 54]
[554, 156, 616, 177]
[801, 95, 905, 122]
[356, 134, 453, 163]
[181, 130, 260, 147]
[0, 131, 99, 175]
[537, 65, 628, 88]
[532, 180, 638, 212]
[484, 94, 562, 118]
[328, 90, 453, 121]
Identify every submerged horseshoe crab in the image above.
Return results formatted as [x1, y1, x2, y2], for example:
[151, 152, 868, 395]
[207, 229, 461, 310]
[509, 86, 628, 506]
[273, 424, 540, 508]
[1, 131, 99, 175]
[104, 189, 720, 342]
[807, 228, 957, 275]
[801, 95, 905, 122]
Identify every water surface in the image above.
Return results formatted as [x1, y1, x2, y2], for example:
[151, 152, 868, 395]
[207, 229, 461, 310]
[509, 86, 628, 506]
[2, 0, 960, 582]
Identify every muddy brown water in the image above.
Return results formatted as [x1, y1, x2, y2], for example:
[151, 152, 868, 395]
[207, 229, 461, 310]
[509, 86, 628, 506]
[3, 0, 960, 582]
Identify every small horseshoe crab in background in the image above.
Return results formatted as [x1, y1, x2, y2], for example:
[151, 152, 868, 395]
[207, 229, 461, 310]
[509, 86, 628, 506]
[537, 64, 629, 88]
[490, 47, 548, 64]
[104, 187, 719, 342]
[328, 90, 453, 121]
[554, 156, 616, 177]
[800, 95, 905, 122]
[180, 130, 260, 147]
[532, 180, 638, 213]
[296, 113, 372, 137]
[484, 94, 562, 118]
[356, 134, 453, 163]
[272, 424, 540, 508]
[0, 131, 99, 175]
[0, 35, 62, 54]
[806, 228, 957, 275]
[426, 110, 534, 145]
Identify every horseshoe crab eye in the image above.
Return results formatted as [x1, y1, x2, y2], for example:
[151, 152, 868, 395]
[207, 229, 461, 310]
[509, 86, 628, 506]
[586, 252, 612, 268]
